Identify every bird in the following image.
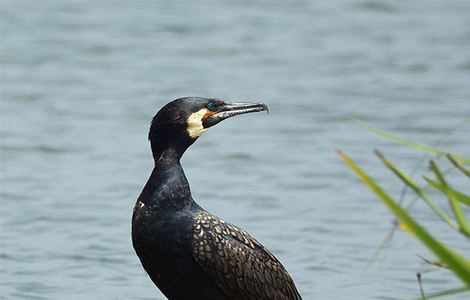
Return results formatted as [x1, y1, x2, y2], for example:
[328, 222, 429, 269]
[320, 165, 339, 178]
[132, 97, 302, 300]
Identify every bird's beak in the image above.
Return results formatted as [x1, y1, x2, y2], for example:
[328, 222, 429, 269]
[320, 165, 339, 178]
[202, 102, 269, 128]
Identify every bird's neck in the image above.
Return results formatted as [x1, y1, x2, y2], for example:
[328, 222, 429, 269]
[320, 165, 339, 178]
[139, 147, 193, 210]
[149, 126, 195, 162]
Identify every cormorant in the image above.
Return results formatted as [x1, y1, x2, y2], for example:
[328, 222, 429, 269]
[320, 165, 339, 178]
[132, 97, 302, 300]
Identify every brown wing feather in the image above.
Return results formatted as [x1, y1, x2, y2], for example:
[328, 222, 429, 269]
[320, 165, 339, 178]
[192, 211, 302, 300]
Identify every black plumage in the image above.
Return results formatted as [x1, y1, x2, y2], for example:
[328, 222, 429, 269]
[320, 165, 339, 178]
[132, 97, 302, 300]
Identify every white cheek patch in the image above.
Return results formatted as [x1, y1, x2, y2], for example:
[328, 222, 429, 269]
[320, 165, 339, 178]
[187, 108, 209, 138]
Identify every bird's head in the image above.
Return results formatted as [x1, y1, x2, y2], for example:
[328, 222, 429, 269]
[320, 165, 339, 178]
[149, 97, 268, 159]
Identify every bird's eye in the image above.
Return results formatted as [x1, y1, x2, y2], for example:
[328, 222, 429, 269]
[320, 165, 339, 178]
[207, 102, 217, 112]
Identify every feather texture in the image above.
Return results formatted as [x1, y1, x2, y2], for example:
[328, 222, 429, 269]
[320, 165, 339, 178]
[192, 211, 302, 300]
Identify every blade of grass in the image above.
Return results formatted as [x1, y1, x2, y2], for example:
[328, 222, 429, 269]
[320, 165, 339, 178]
[417, 254, 446, 268]
[336, 149, 470, 286]
[374, 150, 459, 231]
[412, 286, 469, 300]
[353, 120, 470, 165]
[423, 177, 470, 207]
[447, 154, 470, 177]
[360, 120, 468, 267]
[367, 166, 458, 267]
[430, 161, 470, 238]
[365, 223, 396, 269]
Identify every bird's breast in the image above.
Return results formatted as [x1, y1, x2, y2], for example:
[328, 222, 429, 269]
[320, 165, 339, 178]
[132, 204, 194, 257]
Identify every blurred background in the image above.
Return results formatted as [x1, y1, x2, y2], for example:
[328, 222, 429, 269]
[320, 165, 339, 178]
[1, 0, 469, 299]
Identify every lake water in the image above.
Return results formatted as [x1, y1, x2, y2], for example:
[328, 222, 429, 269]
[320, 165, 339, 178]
[1, 0, 469, 299]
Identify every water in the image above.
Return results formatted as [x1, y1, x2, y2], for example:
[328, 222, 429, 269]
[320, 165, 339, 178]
[1, 0, 470, 299]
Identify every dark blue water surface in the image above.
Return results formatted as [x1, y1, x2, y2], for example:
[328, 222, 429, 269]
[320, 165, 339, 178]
[1, 0, 469, 299]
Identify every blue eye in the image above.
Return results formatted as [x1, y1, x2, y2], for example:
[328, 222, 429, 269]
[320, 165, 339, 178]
[207, 102, 217, 111]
